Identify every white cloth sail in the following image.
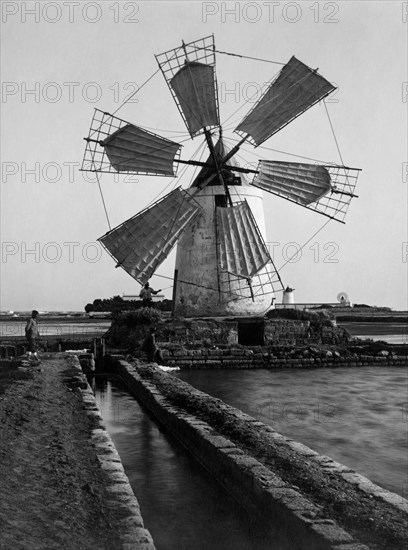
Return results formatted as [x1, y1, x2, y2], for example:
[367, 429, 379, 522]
[216, 201, 271, 279]
[252, 161, 332, 206]
[235, 56, 336, 146]
[102, 124, 181, 176]
[99, 188, 200, 284]
[170, 61, 219, 137]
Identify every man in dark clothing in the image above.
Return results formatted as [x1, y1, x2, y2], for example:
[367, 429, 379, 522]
[139, 282, 161, 308]
[25, 310, 40, 362]
[142, 326, 163, 364]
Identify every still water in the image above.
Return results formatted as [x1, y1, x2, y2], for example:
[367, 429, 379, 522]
[0, 320, 406, 343]
[176, 366, 408, 497]
[341, 322, 408, 344]
[0, 321, 110, 339]
[94, 377, 291, 550]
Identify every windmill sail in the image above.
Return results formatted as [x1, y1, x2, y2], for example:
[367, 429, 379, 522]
[216, 201, 271, 279]
[99, 188, 201, 284]
[235, 56, 336, 146]
[156, 35, 220, 138]
[252, 161, 360, 223]
[252, 161, 332, 206]
[81, 110, 181, 176]
[103, 124, 181, 176]
[170, 62, 219, 136]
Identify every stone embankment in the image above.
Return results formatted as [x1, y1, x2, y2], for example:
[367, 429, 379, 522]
[0, 354, 155, 550]
[111, 357, 408, 550]
[150, 346, 407, 369]
[107, 313, 407, 368]
[107, 315, 349, 348]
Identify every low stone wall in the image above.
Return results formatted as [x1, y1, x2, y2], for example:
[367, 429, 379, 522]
[111, 358, 408, 550]
[156, 347, 407, 369]
[70, 356, 156, 550]
[264, 318, 310, 345]
[106, 316, 349, 349]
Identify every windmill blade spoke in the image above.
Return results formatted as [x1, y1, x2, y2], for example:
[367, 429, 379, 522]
[235, 56, 336, 147]
[82, 109, 182, 177]
[155, 35, 220, 138]
[99, 188, 201, 285]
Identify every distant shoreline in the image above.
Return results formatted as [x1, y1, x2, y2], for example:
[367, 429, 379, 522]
[0, 316, 111, 323]
[1, 311, 407, 324]
[340, 322, 408, 335]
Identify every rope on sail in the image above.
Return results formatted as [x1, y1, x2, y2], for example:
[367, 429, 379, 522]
[95, 171, 111, 230]
[323, 101, 354, 193]
[111, 68, 161, 117]
[192, 45, 285, 66]
[324, 101, 345, 166]
[220, 69, 280, 129]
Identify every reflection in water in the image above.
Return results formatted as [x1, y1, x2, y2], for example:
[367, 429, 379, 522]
[94, 377, 290, 550]
[0, 321, 110, 339]
[176, 366, 408, 496]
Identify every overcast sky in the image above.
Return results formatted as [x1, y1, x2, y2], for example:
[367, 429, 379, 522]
[1, 0, 407, 311]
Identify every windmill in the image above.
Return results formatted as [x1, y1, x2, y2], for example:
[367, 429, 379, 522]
[81, 35, 360, 318]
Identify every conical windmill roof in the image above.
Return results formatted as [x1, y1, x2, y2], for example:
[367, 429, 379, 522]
[191, 137, 249, 188]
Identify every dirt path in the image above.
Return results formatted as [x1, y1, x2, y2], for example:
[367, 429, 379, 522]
[0, 355, 124, 550]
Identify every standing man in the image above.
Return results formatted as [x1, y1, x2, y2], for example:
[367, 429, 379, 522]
[139, 282, 161, 308]
[142, 326, 163, 364]
[25, 310, 40, 362]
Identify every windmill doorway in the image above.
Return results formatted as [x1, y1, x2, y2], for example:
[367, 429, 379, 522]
[237, 319, 265, 346]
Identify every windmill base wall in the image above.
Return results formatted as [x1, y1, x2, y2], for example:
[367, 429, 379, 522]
[105, 316, 350, 349]
[173, 185, 275, 318]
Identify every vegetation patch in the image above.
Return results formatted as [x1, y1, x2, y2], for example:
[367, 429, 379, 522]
[85, 295, 172, 313]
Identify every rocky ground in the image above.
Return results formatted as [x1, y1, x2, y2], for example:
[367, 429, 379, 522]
[0, 356, 126, 550]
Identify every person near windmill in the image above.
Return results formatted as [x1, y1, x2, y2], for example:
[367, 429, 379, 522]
[141, 326, 163, 364]
[139, 282, 161, 308]
[25, 309, 40, 363]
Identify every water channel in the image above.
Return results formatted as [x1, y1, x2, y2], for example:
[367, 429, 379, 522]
[93, 376, 292, 550]
[93, 363, 407, 549]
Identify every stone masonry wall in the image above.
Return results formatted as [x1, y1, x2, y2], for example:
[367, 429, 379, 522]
[155, 348, 407, 369]
[108, 317, 350, 351]
[264, 319, 310, 345]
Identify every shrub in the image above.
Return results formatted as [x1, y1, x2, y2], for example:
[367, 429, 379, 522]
[266, 308, 335, 331]
[266, 309, 315, 321]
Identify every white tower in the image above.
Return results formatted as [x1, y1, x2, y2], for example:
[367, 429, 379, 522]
[173, 143, 276, 316]
[282, 287, 295, 308]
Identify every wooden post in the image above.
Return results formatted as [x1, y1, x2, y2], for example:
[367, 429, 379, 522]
[171, 269, 178, 318]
